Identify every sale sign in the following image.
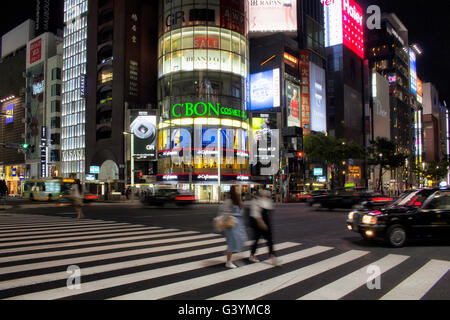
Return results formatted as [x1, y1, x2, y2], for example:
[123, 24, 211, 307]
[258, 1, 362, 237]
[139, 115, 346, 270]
[30, 38, 42, 65]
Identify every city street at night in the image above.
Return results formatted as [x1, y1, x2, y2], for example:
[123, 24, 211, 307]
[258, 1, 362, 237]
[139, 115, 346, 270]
[0, 201, 448, 301]
[0, 0, 450, 308]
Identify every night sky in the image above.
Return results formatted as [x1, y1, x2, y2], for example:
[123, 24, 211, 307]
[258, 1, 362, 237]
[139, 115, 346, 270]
[0, 0, 449, 102]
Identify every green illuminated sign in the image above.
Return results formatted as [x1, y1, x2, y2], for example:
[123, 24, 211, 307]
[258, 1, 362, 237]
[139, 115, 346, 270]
[171, 102, 247, 120]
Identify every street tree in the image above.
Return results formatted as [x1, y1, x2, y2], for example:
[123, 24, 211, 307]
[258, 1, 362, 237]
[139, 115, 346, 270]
[367, 138, 408, 194]
[304, 133, 365, 189]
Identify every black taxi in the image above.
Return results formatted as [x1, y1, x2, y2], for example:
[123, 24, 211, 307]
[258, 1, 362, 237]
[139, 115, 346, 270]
[347, 188, 450, 247]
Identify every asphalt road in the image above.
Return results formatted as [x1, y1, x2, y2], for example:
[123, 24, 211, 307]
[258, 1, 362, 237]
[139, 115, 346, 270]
[0, 201, 449, 300]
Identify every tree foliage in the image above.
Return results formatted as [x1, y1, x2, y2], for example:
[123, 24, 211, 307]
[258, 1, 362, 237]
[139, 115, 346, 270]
[304, 133, 365, 188]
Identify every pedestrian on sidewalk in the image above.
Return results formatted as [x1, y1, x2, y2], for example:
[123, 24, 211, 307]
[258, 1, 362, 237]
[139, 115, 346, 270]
[249, 189, 282, 266]
[71, 179, 85, 220]
[216, 186, 248, 269]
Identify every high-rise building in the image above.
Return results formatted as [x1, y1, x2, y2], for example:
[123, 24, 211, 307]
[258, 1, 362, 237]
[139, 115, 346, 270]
[156, 0, 250, 202]
[62, 0, 158, 190]
[323, 0, 367, 187]
[248, 0, 327, 197]
[0, 20, 36, 195]
[25, 32, 63, 179]
[61, 0, 88, 179]
[422, 82, 440, 162]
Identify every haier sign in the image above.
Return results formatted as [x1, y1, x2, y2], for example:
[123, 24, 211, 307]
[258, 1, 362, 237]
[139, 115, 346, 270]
[322, 0, 364, 59]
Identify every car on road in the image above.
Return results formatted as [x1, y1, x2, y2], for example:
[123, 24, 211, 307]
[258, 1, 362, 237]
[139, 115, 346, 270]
[297, 190, 329, 203]
[310, 189, 389, 210]
[140, 189, 196, 207]
[347, 188, 450, 247]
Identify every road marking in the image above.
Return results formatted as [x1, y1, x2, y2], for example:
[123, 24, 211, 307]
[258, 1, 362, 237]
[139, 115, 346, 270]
[0, 229, 185, 255]
[0, 224, 153, 237]
[0, 227, 172, 248]
[298, 254, 409, 300]
[0, 220, 117, 229]
[0, 226, 165, 242]
[0, 237, 230, 277]
[7, 242, 294, 300]
[113, 245, 332, 300]
[0, 222, 136, 234]
[0, 232, 211, 264]
[210, 250, 369, 300]
[380, 259, 450, 300]
[0, 240, 267, 291]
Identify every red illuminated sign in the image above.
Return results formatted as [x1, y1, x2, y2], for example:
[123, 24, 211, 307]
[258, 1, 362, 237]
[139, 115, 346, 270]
[30, 38, 42, 65]
[322, 0, 364, 59]
[194, 37, 219, 49]
[342, 0, 364, 59]
[300, 50, 311, 135]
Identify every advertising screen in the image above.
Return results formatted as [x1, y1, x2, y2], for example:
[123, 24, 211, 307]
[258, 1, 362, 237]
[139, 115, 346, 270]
[249, 0, 298, 33]
[5, 104, 14, 124]
[417, 78, 423, 103]
[286, 81, 301, 127]
[250, 69, 280, 111]
[130, 111, 157, 159]
[309, 62, 327, 133]
[300, 51, 311, 134]
[251, 113, 280, 176]
[323, 0, 364, 59]
[410, 49, 417, 96]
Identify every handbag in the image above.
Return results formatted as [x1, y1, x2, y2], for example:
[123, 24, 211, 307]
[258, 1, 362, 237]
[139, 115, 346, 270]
[213, 206, 237, 232]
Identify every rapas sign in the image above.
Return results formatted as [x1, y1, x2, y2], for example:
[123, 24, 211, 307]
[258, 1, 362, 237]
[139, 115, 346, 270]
[172, 102, 247, 120]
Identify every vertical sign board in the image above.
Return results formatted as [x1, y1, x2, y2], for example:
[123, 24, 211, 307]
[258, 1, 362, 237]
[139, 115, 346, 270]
[300, 50, 311, 135]
[410, 49, 417, 97]
[30, 38, 42, 65]
[127, 1, 140, 102]
[5, 104, 14, 124]
[309, 62, 327, 133]
[41, 126, 47, 178]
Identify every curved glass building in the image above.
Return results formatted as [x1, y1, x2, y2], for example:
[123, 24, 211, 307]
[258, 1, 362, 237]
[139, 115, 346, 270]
[157, 0, 250, 201]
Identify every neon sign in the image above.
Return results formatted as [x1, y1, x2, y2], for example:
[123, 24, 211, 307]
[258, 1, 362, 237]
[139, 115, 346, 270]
[5, 104, 14, 124]
[171, 102, 247, 120]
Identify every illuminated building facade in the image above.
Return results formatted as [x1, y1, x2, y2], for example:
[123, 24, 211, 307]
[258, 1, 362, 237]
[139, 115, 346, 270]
[157, 0, 250, 201]
[61, 0, 88, 179]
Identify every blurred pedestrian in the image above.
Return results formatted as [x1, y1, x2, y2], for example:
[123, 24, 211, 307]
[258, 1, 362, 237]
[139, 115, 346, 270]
[249, 189, 282, 266]
[71, 179, 85, 220]
[0, 180, 8, 207]
[125, 187, 131, 200]
[217, 186, 248, 269]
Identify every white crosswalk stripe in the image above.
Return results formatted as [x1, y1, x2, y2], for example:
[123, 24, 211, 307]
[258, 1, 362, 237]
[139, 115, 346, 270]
[0, 214, 449, 300]
[380, 259, 450, 300]
[298, 254, 410, 300]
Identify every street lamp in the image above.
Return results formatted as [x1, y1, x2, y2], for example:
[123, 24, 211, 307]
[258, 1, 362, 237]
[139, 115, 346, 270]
[123, 132, 135, 189]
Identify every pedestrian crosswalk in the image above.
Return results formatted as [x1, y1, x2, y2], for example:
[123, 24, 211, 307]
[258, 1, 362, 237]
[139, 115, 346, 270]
[0, 213, 448, 300]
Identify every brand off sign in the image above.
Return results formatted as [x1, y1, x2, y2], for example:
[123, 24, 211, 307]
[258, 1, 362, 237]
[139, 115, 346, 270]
[30, 38, 42, 65]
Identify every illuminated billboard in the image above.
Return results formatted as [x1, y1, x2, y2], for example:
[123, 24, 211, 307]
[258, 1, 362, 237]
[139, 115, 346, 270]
[286, 81, 301, 127]
[249, 0, 298, 33]
[130, 111, 157, 159]
[417, 78, 423, 104]
[250, 69, 281, 111]
[410, 49, 417, 96]
[5, 104, 14, 124]
[309, 62, 327, 134]
[323, 0, 364, 59]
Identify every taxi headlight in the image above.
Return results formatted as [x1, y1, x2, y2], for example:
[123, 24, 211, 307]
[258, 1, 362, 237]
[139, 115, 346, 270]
[362, 215, 378, 225]
[348, 212, 355, 221]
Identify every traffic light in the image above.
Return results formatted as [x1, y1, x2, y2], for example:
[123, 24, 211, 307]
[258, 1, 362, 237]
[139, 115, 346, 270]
[22, 144, 29, 149]
[297, 151, 304, 158]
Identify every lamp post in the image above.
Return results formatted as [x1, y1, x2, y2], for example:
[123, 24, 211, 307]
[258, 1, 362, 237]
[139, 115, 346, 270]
[123, 131, 135, 194]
